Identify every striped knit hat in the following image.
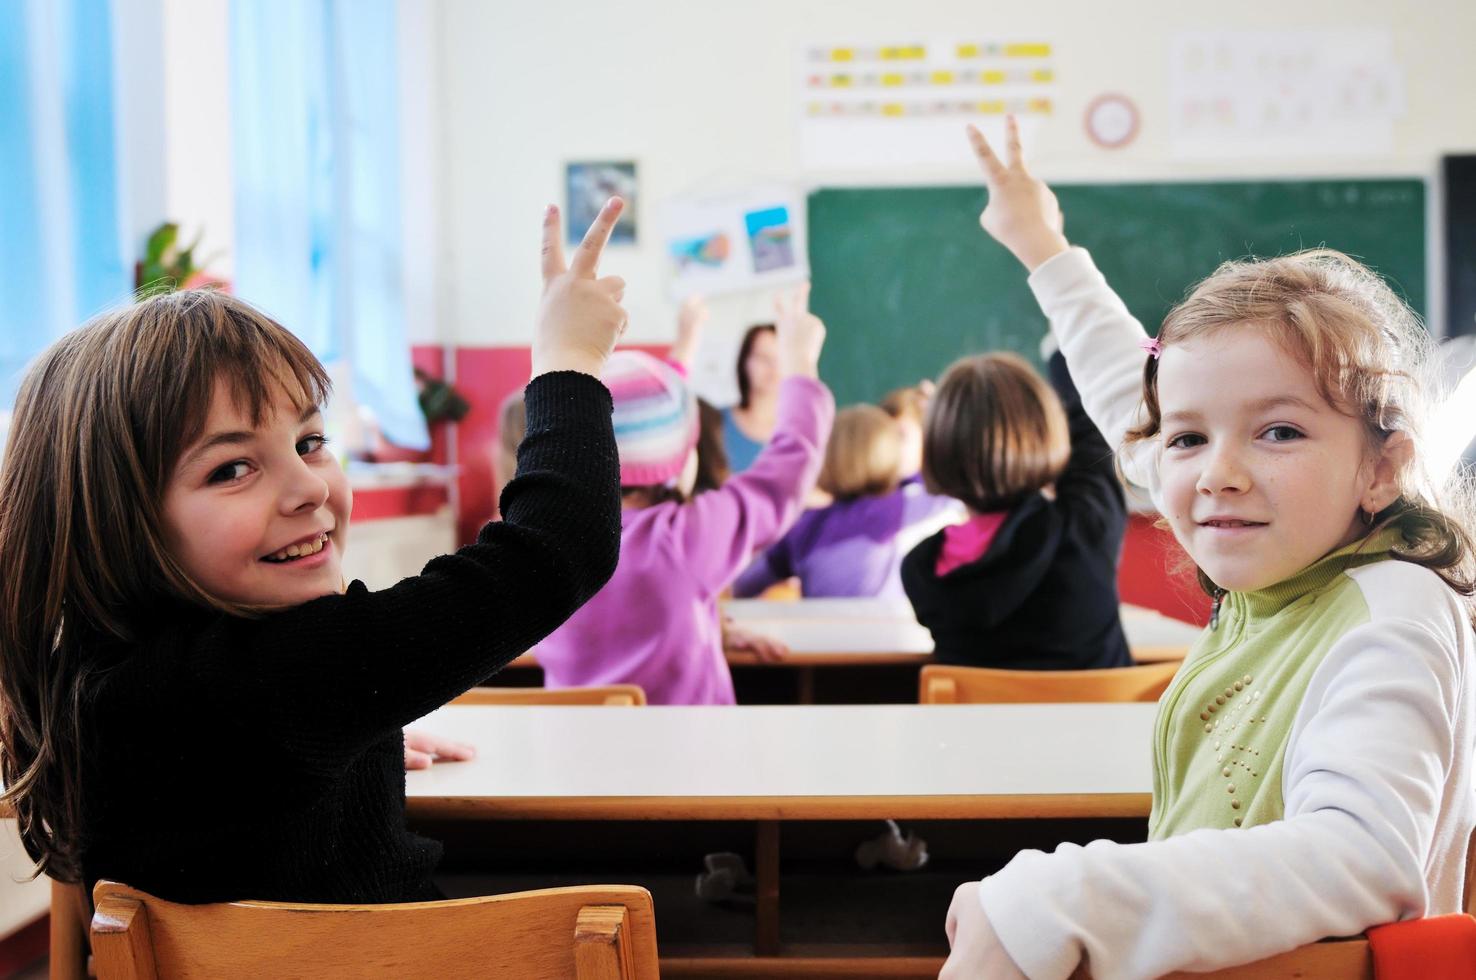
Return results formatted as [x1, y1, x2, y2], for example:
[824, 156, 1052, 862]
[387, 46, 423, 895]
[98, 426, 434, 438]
[601, 350, 700, 487]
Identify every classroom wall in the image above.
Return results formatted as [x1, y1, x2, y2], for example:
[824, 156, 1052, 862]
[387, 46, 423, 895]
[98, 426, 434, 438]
[437, 0, 1476, 399]
[0, 822, 48, 947]
[160, 0, 234, 279]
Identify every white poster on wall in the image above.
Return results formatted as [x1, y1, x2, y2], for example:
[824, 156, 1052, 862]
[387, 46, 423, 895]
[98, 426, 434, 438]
[1170, 30, 1404, 159]
[797, 39, 1058, 171]
[661, 186, 809, 300]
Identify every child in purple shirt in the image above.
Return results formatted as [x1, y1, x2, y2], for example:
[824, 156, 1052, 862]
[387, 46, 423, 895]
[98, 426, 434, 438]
[735, 405, 960, 598]
[536, 285, 836, 705]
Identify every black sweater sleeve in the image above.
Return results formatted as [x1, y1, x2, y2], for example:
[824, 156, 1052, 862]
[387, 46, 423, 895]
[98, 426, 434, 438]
[187, 370, 621, 752]
[1047, 351, 1127, 544]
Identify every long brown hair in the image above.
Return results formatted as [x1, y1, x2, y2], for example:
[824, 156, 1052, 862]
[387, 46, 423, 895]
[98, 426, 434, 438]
[0, 289, 330, 882]
[1125, 248, 1476, 605]
[735, 323, 776, 409]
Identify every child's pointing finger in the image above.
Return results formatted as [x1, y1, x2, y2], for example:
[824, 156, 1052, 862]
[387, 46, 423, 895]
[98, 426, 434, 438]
[570, 197, 624, 278]
[541, 204, 566, 282]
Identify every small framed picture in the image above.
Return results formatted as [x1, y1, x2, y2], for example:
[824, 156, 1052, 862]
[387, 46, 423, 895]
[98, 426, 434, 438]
[566, 161, 638, 245]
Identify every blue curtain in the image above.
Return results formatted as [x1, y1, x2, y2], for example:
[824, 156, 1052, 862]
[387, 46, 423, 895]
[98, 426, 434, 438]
[0, 0, 127, 405]
[230, 0, 429, 449]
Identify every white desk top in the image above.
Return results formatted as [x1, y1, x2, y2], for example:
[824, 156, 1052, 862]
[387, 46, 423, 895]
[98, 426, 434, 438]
[719, 599, 1202, 657]
[722, 597, 919, 621]
[405, 703, 1156, 820]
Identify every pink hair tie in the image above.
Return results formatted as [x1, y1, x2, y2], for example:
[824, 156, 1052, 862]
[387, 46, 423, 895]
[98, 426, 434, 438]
[1139, 337, 1163, 359]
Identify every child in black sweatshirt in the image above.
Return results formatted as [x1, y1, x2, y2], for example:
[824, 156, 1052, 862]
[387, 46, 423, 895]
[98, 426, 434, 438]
[0, 200, 630, 904]
[902, 350, 1131, 671]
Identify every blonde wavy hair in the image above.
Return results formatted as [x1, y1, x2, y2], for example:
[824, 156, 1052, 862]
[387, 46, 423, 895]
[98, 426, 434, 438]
[1125, 248, 1476, 606]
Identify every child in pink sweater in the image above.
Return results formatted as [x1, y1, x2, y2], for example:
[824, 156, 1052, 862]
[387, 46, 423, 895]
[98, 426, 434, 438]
[537, 285, 835, 704]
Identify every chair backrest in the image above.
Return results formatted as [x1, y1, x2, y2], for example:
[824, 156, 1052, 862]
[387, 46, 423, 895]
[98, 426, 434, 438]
[919, 662, 1181, 704]
[50, 879, 91, 980]
[1064, 939, 1371, 979]
[451, 684, 647, 706]
[91, 880, 659, 980]
[1466, 825, 1476, 915]
[1139, 938, 1370, 979]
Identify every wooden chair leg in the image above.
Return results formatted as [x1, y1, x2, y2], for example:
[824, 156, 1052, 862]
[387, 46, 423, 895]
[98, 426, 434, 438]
[754, 820, 781, 957]
[90, 895, 158, 980]
[49, 880, 87, 980]
[574, 905, 636, 980]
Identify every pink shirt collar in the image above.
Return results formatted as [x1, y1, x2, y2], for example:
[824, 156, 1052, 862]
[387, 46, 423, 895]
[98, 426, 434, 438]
[935, 510, 1008, 576]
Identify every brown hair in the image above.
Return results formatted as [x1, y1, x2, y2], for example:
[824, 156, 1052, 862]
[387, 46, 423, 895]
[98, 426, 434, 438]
[693, 398, 730, 494]
[819, 405, 904, 500]
[0, 289, 330, 882]
[1125, 248, 1476, 603]
[735, 323, 776, 409]
[922, 353, 1070, 512]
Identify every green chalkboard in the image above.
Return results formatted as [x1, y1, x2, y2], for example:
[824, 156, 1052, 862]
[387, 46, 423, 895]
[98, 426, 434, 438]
[809, 180, 1426, 406]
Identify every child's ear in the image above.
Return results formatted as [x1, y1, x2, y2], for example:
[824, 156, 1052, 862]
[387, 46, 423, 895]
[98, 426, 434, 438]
[1363, 430, 1414, 514]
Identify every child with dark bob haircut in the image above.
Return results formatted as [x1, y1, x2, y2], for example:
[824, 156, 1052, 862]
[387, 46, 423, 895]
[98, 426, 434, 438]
[901, 350, 1131, 670]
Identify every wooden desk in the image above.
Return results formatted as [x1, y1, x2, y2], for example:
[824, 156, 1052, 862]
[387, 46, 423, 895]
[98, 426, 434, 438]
[722, 598, 1200, 661]
[407, 704, 1153, 974]
[501, 602, 1202, 703]
[716, 601, 1200, 700]
[407, 703, 1153, 820]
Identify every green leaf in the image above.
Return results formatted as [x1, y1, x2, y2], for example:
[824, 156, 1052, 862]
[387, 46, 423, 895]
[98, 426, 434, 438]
[144, 223, 178, 264]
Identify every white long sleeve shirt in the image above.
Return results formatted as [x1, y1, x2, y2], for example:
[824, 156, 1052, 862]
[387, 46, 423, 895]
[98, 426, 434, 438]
[976, 248, 1476, 980]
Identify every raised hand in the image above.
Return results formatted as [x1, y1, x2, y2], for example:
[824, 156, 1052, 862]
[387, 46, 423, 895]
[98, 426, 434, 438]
[533, 198, 629, 379]
[773, 281, 826, 380]
[668, 293, 709, 370]
[967, 115, 1070, 272]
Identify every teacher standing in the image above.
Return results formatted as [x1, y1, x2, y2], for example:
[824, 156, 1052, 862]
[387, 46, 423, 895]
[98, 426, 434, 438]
[722, 322, 780, 473]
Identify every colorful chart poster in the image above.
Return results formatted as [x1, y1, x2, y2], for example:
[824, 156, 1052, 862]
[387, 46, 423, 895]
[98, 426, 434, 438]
[797, 38, 1058, 171]
[1170, 30, 1404, 159]
[662, 187, 807, 299]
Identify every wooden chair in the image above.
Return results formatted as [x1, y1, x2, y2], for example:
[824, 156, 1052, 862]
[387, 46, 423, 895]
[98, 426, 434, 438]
[1467, 825, 1476, 916]
[91, 880, 659, 979]
[1068, 938, 1373, 979]
[919, 661, 1181, 704]
[451, 684, 647, 706]
[51, 879, 92, 980]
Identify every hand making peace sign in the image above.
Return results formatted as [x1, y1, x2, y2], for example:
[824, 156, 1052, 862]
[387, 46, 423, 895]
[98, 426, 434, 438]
[966, 115, 1071, 272]
[533, 198, 630, 379]
[773, 281, 827, 381]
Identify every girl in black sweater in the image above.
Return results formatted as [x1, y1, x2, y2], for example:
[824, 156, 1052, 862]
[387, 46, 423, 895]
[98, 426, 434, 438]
[0, 200, 630, 904]
[901, 349, 1131, 671]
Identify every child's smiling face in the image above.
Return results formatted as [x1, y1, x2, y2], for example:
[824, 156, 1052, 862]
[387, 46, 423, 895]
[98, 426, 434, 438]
[1155, 328, 1381, 593]
[161, 378, 351, 608]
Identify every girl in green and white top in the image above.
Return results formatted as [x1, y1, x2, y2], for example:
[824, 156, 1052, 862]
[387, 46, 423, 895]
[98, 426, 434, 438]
[940, 118, 1476, 980]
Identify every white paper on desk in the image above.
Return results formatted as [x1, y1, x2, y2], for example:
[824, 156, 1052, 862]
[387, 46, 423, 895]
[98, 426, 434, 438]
[1169, 29, 1404, 159]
